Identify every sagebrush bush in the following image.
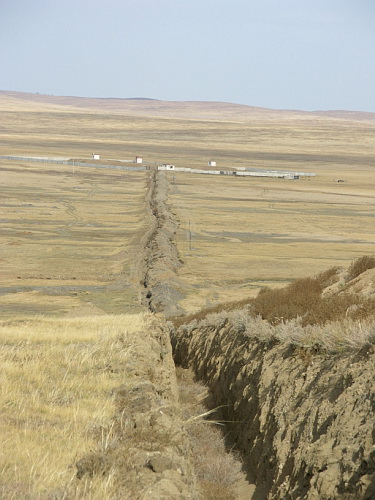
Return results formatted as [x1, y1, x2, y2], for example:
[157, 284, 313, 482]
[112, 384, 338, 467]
[175, 260, 375, 351]
[347, 256, 375, 281]
[170, 297, 253, 328]
[186, 311, 375, 352]
[314, 266, 341, 289]
[249, 277, 323, 324]
[249, 266, 375, 326]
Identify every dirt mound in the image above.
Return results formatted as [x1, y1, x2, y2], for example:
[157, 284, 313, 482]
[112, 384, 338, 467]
[323, 267, 375, 298]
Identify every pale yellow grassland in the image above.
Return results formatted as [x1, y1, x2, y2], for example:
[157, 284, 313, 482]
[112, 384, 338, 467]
[0, 91, 374, 498]
[170, 169, 375, 312]
[0, 313, 147, 499]
[0, 161, 149, 317]
[1, 93, 374, 315]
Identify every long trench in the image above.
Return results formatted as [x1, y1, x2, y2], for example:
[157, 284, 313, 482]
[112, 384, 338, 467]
[138, 170, 255, 499]
[136, 170, 186, 318]
[136, 170, 375, 500]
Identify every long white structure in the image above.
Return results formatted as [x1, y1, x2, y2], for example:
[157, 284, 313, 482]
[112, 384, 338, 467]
[157, 165, 316, 179]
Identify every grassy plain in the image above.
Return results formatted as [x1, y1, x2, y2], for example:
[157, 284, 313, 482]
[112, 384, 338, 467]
[170, 169, 375, 312]
[0, 91, 375, 496]
[1, 91, 375, 314]
[0, 161, 148, 317]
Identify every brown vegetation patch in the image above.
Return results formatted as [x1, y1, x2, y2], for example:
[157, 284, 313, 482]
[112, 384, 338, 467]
[347, 255, 375, 281]
[249, 258, 375, 326]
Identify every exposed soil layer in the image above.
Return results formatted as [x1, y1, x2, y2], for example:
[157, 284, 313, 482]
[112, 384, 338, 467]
[171, 317, 375, 499]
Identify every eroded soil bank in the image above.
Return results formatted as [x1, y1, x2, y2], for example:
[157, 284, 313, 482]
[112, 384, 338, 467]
[171, 316, 375, 499]
[136, 171, 187, 318]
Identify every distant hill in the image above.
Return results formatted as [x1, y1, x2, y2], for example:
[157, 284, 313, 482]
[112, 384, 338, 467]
[1, 90, 374, 122]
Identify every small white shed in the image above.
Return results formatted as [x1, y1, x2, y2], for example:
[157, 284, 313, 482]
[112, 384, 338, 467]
[92, 153, 100, 160]
[208, 161, 216, 167]
[135, 156, 143, 164]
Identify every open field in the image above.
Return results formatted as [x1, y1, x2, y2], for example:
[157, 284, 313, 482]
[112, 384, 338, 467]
[1, 91, 375, 315]
[1, 92, 375, 498]
[170, 169, 375, 312]
[0, 160, 148, 318]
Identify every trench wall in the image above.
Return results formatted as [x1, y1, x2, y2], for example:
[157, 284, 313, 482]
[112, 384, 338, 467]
[171, 316, 375, 499]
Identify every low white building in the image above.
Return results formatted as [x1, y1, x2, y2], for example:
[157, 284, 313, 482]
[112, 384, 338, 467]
[92, 153, 100, 160]
[158, 164, 175, 171]
[135, 156, 143, 164]
[208, 160, 216, 167]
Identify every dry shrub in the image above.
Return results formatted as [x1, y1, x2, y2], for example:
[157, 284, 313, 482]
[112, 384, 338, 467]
[177, 259, 374, 332]
[302, 294, 375, 326]
[347, 255, 375, 281]
[273, 317, 375, 352]
[184, 308, 375, 353]
[175, 259, 375, 355]
[314, 266, 341, 288]
[249, 277, 322, 324]
[249, 264, 375, 327]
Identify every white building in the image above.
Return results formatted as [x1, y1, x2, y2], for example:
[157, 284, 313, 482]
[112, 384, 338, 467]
[208, 160, 216, 167]
[135, 156, 143, 164]
[92, 153, 100, 160]
[158, 164, 175, 171]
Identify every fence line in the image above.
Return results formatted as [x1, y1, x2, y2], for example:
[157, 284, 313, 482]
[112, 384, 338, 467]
[0, 155, 148, 172]
[1, 156, 316, 179]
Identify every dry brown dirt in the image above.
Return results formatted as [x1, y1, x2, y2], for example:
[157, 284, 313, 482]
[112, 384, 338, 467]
[171, 316, 375, 500]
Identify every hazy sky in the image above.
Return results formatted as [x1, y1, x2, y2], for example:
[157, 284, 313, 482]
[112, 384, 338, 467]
[1, 0, 374, 111]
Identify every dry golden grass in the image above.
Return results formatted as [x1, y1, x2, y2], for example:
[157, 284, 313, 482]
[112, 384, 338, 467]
[0, 313, 147, 499]
[1, 93, 375, 320]
[1, 92, 375, 497]
[2, 92, 374, 315]
[0, 161, 148, 317]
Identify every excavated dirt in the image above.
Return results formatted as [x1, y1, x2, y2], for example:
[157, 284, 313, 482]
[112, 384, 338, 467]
[76, 314, 199, 499]
[171, 317, 375, 499]
[135, 171, 187, 318]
